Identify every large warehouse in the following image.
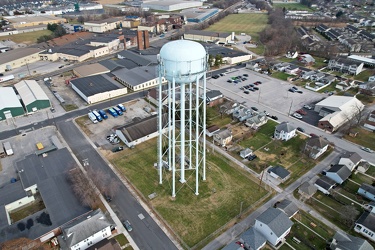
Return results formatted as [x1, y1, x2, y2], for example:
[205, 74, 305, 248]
[184, 30, 232, 44]
[141, 0, 202, 11]
[0, 48, 42, 72]
[4, 15, 66, 28]
[14, 80, 51, 113]
[70, 74, 128, 104]
[0, 87, 24, 120]
[181, 8, 219, 23]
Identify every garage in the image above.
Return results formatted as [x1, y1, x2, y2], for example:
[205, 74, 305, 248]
[0, 87, 24, 120]
[14, 80, 51, 113]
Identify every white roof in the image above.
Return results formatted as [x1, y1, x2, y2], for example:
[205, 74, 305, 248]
[14, 80, 49, 106]
[319, 111, 346, 128]
[348, 55, 375, 64]
[316, 96, 363, 111]
[0, 87, 22, 109]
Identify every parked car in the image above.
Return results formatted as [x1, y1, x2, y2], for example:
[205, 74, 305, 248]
[104, 195, 112, 202]
[251, 106, 258, 111]
[292, 86, 298, 90]
[248, 154, 258, 161]
[296, 90, 303, 94]
[271, 115, 278, 120]
[297, 127, 305, 132]
[288, 88, 295, 93]
[253, 86, 259, 90]
[123, 220, 133, 232]
[310, 133, 318, 137]
[248, 87, 255, 92]
[292, 113, 303, 119]
[255, 81, 262, 84]
[296, 109, 307, 115]
[243, 74, 249, 77]
[244, 90, 250, 94]
[303, 105, 313, 110]
[212, 75, 220, 79]
[360, 147, 374, 153]
[227, 80, 232, 83]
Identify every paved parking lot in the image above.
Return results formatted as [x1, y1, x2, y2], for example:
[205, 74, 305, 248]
[207, 68, 325, 119]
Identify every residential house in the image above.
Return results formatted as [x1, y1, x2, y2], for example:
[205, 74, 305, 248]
[336, 79, 356, 91]
[315, 176, 336, 194]
[254, 207, 293, 246]
[274, 199, 299, 218]
[273, 62, 290, 72]
[304, 136, 329, 159]
[285, 64, 300, 75]
[245, 113, 267, 129]
[338, 152, 362, 171]
[213, 129, 232, 147]
[268, 166, 290, 183]
[359, 82, 375, 96]
[364, 110, 375, 131]
[298, 181, 317, 199]
[299, 54, 315, 65]
[59, 209, 114, 250]
[326, 164, 351, 184]
[232, 106, 253, 122]
[206, 125, 220, 137]
[320, 75, 336, 85]
[274, 122, 296, 141]
[358, 184, 375, 202]
[310, 72, 326, 82]
[329, 231, 374, 250]
[206, 90, 224, 107]
[328, 57, 364, 75]
[239, 148, 253, 159]
[355, 211, 375, 242]
[240, 228, 267, 250]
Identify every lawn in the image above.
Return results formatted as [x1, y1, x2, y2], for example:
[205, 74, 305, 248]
[343, 127, 375, 150]
[4, 30, 53, 44]
[317, 82, 338, 93]
[111, 139, 268, 248]
[9, 196, 46, 223]
[114, 234, 129, 247]
[205, 13, 268, 41]
[273, 3, 314, 11]
[271, 71, 293, 81]
[354, 69, 375, 82]
[206, 105, 233, 128]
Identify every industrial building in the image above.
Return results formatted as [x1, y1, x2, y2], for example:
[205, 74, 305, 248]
[184, 30, 232, 44]
[0, 87, 24, 120]
[84, 17, 123, 33]
[0, 47, 43, 72]
[14, 80, 51, 113]
[73, 63, 110, 77]
[205, 45, 252, 65]
[69, 74, 127, 104]
[181, 8, 219, 23]
[141, 0, 203, 11]
[3, 15, 66, 28]
[39, 44, 109, 62]
[112, 65, 166, 91]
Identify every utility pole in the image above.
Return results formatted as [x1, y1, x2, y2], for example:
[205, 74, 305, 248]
[288, 99, 294, 116]
[238, 201, 243, 218]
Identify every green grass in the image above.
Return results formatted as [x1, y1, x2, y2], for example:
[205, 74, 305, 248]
[273, 3, 314, 11]
[354, 69, 375, 82]
[317, 82, 338, 93]
[205, 13, 268, 41]
[343, 127, 375, 150]
[4, 30, 53, 44]
[206, 105, 233, 128]
[114, 234, 129, 247]
[111, 139, 268, 247]
[271, 71, 293, 81]
[63, 104, 79, 111]
[246, 43, 264, 55]
[313, 57, 328, 69]
[9, 197, 46, 223]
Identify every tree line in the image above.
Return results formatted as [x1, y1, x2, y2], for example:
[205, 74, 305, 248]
[37, 23, 67, 43]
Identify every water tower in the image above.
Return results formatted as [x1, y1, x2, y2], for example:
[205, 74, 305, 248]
[157, 40, 207, 197]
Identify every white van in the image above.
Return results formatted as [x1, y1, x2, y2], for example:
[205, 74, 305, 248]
[88, 112, 98, 124]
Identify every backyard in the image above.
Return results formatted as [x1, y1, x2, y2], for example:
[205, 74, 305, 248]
[205, 13, 268, 41]
[343, 127, 375, 150]
[110, 139, 269, 248]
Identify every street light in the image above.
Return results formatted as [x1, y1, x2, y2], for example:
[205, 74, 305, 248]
[288, 99, 294, 116]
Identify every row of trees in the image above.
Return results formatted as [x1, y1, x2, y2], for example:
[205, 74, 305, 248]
[37, 23, 67, 43]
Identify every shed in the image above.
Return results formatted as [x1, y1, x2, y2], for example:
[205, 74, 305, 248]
[268, 166, 290, 182]
[14, 80, 50, 113]
[239, 148, 253, 159]
[0, 87, 24, 120]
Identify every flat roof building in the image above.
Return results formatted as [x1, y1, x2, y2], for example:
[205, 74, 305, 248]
[0, 87, 24, 120]
[181, 8, 219, 23]
[4, 15, 66, 28]
[141, 0, 203, 11]
[0, 47, 42, 72]
[14, 80, 50, 113]
[73, 63, 110, 77]
[70, 74, 127, 104]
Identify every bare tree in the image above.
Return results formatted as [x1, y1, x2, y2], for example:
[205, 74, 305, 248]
[341, 101, 365, 134]
[339, 205, 360, 227]
[67, 168, 100, 209]
[87, 168, 120, 198]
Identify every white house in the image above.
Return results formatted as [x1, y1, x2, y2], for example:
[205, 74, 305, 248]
[254, 207, 293, 246]
[338, 152, 362, 171]
[355, 211, 375, 242]
[213, 129, 232, 147]
[358, 183, 375, 202]
[325, 164, 351, 184]
[274, 122, 296, 141]
[239, 148, 253, 159]
[245, 112, 268, 129]
[60, 209, 113, 250]
[304, 136, 329, 159]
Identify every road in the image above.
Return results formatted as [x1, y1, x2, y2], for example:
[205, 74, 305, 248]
[0, 91, 178, 250]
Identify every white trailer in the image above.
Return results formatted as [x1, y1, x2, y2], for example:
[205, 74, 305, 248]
[88, 112, 98, 124]
[0, 75, 15, 83]
[3, 141, 14, 156]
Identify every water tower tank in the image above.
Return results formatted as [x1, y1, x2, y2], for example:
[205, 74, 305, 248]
[159, 40, 207, 84]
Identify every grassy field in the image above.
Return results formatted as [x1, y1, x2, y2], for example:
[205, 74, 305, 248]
[271, 72, 293, 81]
[273, 3, 314, 11]
[206, 105, 233, 128]
[354, 69, 375, 82]
[111, 139, 268, 247]
[205, 13, 268, 40]
[343, 127, 375, 150]
[4, 30, 53, 45]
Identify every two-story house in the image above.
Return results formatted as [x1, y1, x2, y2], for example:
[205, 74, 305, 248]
[213, 129, 232, 147]
[274, 122, 296, 141]
[325, 164, 352, 184]
[304, 136, 329, 159]
[328, 57, 364, 75]
[338, 152, 362, 171]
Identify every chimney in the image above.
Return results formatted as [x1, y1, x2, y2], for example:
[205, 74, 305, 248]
[137, 30, 144, 50]
[143, 30, 150, 49]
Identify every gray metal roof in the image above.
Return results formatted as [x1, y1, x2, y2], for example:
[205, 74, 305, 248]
[117, 50, 154, 66]
[204, 44, 249, 58]
[70, 74, 122, 97]
[241, 227, 266, 250]
[98, 59, 125, 71]
[315, 176, 336, 190]
[275, 122, 295, 133]
[331, 231, 374, 250]
[206, 90, 222, 99]
[256, 207, 293, 238]
[275, 199, 299, 218]
[0, 87, 23, 110]
[306, 136, 329, 149]
[0, 47, 42, 65]
[14, 80, 49, 106]
[299, 181, 317, 196]
[268, 166, 290, 179]
[61, 209, 113, 248]
[341, 152, 362, 165]
[112, 65, 157, 86]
